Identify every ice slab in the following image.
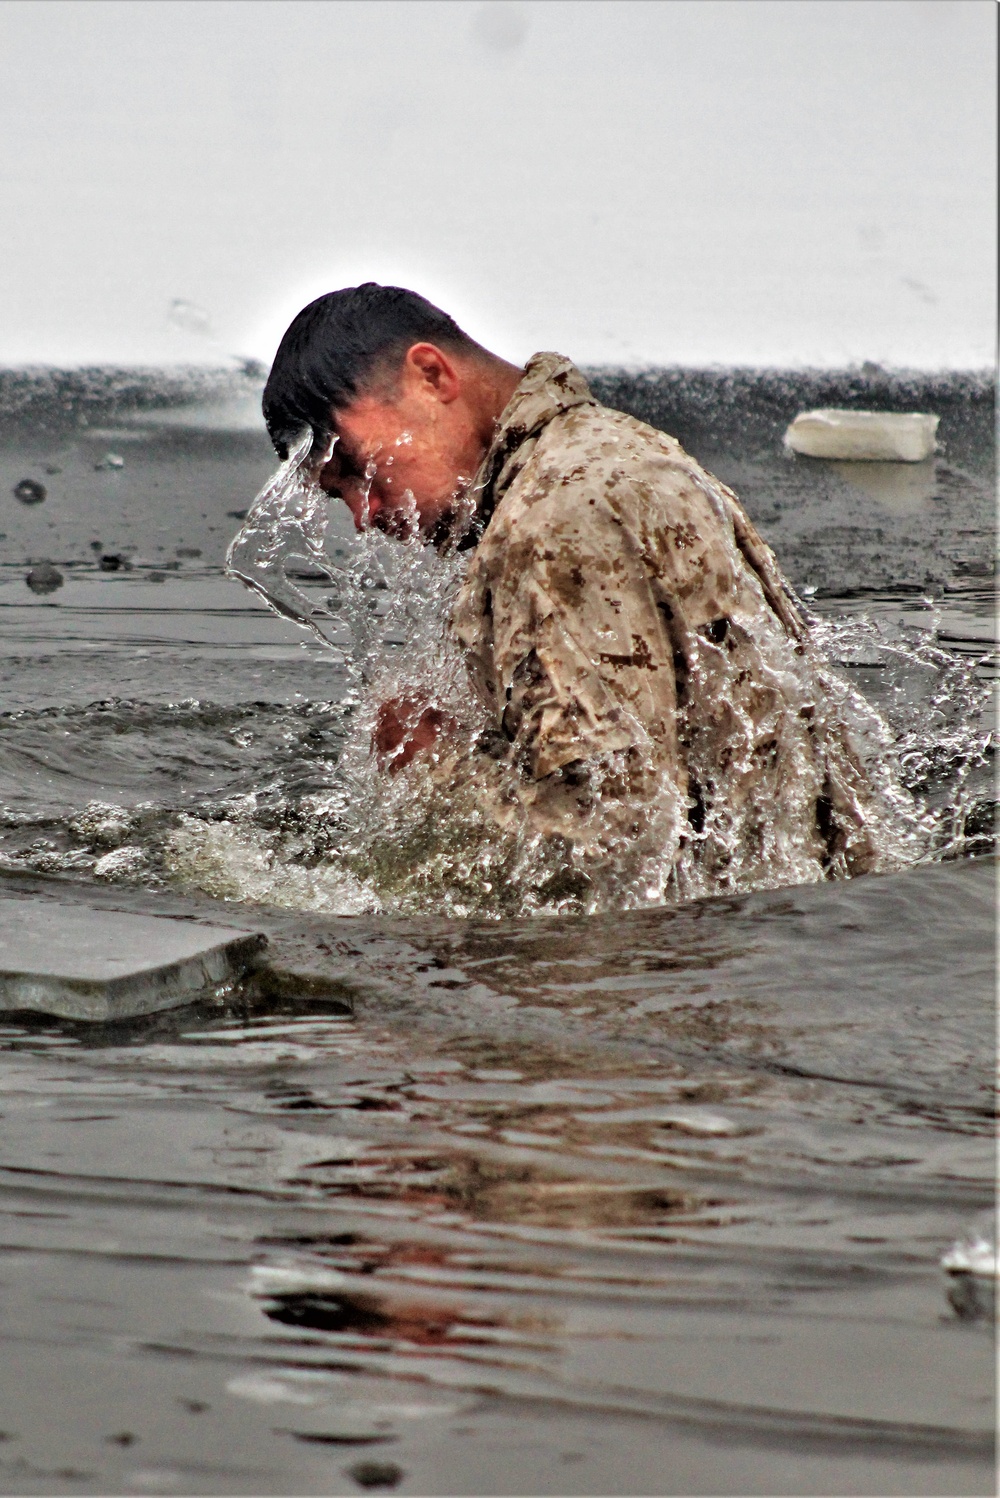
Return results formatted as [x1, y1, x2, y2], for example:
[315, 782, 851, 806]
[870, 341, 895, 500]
[942, 1229, 997, 1322]
[941, 1231, 997, 1279]
[0, 893, 266, 1021]
[784, 408, 939, 461]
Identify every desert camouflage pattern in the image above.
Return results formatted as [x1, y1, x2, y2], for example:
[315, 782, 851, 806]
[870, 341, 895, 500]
[448, 353, 882, 883]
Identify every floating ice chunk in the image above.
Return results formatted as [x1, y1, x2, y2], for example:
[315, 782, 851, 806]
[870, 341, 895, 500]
[784, 408, 939, 462]
[226, 1374, 323, 1406]
[248, 1261, 347, 1297]
[654, 1107, 741, 1136]
[941, 1231, 997, 1277]
[941, 1223, 997, 1321]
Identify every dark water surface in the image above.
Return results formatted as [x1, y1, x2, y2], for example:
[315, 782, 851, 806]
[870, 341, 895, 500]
[0, 367, 995, 1495]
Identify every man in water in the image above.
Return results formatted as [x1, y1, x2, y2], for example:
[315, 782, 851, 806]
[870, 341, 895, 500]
[261, 283, 883, 891]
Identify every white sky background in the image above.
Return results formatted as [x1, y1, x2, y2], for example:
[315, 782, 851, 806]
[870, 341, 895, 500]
[0, 0, 995, 369]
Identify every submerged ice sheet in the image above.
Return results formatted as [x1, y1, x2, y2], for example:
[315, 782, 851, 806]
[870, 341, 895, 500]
[0, 892, 265, 1020]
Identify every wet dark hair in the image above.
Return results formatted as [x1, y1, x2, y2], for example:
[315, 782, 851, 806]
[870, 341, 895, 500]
[262, 283, 480, 459]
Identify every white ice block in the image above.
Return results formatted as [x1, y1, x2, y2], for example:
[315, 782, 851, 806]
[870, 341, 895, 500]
[941, 1233, 997, 1278]
[784, 408, 939, 462]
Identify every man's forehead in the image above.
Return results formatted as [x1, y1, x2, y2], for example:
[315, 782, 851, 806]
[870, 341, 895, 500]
[335, 390, 397, 424]
[334, 401, 415, 454]
[332, 399, 381, 445]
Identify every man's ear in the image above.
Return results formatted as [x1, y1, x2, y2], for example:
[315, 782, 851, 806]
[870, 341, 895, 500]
[404, 343, 461, 404]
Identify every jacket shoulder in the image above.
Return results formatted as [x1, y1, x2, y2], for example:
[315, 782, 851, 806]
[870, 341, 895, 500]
[539, 400, 687, 459]
[505, 401, 714, 534]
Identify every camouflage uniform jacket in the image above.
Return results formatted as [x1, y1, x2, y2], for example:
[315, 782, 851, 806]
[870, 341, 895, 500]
[450, 353, 881, 880]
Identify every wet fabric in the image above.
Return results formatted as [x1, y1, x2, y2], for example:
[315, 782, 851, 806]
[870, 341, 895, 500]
[450, 353, 882, 880]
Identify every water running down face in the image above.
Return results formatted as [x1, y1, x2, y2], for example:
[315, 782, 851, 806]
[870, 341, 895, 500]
[317, 342, 522, 543]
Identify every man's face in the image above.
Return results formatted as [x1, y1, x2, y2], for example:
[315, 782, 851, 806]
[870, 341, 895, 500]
[316, 344, 488, 543]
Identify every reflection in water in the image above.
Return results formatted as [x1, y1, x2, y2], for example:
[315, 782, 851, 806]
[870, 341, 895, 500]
[831, 458, 939, 516]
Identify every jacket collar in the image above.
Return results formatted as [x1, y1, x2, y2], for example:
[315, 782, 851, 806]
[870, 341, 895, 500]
[456, 353, 594, 549]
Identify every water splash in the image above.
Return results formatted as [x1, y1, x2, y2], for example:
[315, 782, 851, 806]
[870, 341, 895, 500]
[224, 431, 467, 706]
[2, 449, 990, 918]
[161, 460, 994, 916]
[808, 606, 995, 862]
[225, 429, 347, 655]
